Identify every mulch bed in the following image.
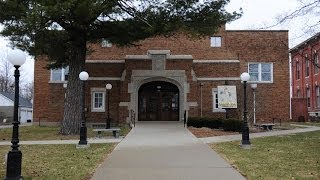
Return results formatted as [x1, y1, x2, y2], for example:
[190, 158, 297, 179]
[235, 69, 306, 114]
[188, 126, 265, 138]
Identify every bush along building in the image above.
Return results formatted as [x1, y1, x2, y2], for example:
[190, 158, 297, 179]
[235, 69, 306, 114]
[33, 26, 290, 126]
[291, 32, 320, 122]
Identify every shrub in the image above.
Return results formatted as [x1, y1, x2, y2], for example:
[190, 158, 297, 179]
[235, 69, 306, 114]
[222, 119, 242, 132]
[188, 117, 242, 132]
[206, 118, 223, 129]
[187, 117, 223, 129]
[187, 117, 202, 128]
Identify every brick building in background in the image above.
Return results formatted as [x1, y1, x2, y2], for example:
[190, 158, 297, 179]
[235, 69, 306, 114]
[291, 32, 320, 122]
[33, 26, 290, 125]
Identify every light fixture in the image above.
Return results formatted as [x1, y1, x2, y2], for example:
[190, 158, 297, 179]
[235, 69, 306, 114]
[6, 49, 26, 179]
[78, 71, 89, 147]
[240, 72, 251, 149]
[106, 83, 112, 128]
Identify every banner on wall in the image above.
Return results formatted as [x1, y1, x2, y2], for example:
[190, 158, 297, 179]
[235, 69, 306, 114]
[217, 86, 237, 109]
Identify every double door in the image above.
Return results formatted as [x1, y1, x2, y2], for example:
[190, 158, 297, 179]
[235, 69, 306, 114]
[138, 82, 179, 121]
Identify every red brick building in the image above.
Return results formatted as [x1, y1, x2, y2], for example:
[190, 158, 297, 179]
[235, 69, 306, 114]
[33, 26, 290, 125]
[291, 32, 320, 122]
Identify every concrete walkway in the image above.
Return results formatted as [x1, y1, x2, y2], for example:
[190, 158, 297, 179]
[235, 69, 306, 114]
[91, 122, 245, 180]
[200, 125, 320, 144]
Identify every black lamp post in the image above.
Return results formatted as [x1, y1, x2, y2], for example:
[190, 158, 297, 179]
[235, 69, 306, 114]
[6, 49, 26, 180]
[78, 71, 89, 147]
[106, 83, 112, 129]
[240, 72, 251, 149]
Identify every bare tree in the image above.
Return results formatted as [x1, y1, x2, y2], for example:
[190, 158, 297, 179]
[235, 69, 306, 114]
[0, 52, 14, 93]
[20, 82, 34, 101]
[265, 0, 320, 38]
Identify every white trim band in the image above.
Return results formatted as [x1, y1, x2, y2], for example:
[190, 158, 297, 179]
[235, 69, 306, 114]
[125, 54, 193, 60]
[125, 55, 151, 60]
[197, 77, 240, 81]
[193, 60, 240, 63]
[89, 77, 121, 81]
[167, 55, 193, 60]
[86, 60, 125, 63]
[119, 102, 129, 107]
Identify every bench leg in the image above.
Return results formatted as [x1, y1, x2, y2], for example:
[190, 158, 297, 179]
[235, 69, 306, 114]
[113, 131, 119, 138]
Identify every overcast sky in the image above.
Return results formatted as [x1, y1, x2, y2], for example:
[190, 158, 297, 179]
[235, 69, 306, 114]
[226, 0, 316, 47]
[0, 0, 318, 83]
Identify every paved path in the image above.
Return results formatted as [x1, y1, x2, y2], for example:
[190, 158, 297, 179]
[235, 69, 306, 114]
[91, 122, 245, 180]
[0, 123, 32, 129]
[200, 125, 320, 143]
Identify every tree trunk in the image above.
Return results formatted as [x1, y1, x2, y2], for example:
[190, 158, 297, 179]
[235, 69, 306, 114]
[60, 39, 86, 135]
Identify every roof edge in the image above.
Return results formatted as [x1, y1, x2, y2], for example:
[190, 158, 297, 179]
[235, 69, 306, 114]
[290, 32, 320, 53]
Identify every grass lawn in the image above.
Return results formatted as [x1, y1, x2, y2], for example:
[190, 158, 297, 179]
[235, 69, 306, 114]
[0, 125, 131, 141]
[211, 130, 320, 180]
[0, 143, 116, 179]
[273, 122, 303, 130]
[292, 122, 320, 127]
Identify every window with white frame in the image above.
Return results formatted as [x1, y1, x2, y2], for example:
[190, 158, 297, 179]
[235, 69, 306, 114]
[91, 89, 106, 112]
[316, 86, 320, 108]
[248, 63, 273, 82]
[210, 36, 222, 47]
[307, 87, 311, 108]
[51, 66, 69, 81]
[212, 89, 225, 112]
[315, 53, 319, 74]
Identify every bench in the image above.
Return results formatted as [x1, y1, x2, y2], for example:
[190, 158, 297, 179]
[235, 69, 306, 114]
[93, 128, 121, 138]
[259, 123, 275, 131]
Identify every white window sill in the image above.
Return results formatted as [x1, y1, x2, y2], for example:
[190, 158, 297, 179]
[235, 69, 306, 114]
[48, 80, 68, 84]
[249, 81, 273, 84]
[91, 109, 105, 112]
[213, 109, 226, 113]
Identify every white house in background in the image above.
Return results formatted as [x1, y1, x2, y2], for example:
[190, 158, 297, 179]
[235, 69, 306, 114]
[0, 92, 33, 123]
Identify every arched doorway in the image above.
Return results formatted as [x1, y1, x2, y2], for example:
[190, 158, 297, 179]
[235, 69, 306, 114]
[138, 81, 179, 121]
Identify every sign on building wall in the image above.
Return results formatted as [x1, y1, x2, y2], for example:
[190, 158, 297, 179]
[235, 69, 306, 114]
[218, 86, 237, 108]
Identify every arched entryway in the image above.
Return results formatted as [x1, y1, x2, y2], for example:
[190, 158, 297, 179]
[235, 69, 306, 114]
[138, 81, 179, 121]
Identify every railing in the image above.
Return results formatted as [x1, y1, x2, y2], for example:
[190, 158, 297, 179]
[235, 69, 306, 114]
[130, 109, 136, 127]
[184, 110, 187, 127]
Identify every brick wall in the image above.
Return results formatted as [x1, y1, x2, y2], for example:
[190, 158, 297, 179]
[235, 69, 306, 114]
[291, 98, 308, 121]
[86, 63, 124, 77]
[33, 57, 51, 122]
[226, 31, 290, 122]
[33, 28, 290, 124]
[291, 33, 320, 118]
